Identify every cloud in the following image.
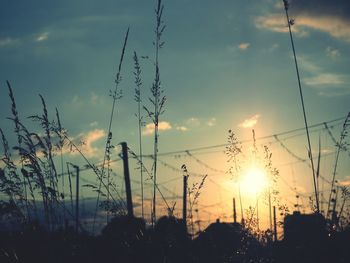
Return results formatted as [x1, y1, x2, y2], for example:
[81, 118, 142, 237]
[75, 129, 106, 157]
[297, 56, 350, 96]
[89, 121, 98, 127]
[297, 15, 350, 42]
[143, 121, 172, 135]
[176, 126, 188, 131]
[186, 117, 200, 127]
[0, 37, 19, 47]
[239, 114, 260, 128]
[238, 42, 250, 51]
[316, 89, 350, 97]
[255, 2, 350, 42]
[255, 14, 309, 37]
[297, 56, 321, 73]
[90, 92, 103, 105]
[321, 148, 334, 154]
[227, 42, 251, 53]
[206, 118, 216, 127]
[303, 73, 346, 86]
[36, 32, 49, 42]
[326, 46, 340, 59]
[339, 176, 350, 187]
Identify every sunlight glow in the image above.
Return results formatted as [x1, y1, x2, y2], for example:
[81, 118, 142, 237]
[241, 167, 268, 195]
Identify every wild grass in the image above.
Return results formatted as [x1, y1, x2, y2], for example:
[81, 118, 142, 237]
[326, 112, 350, 220]
[225, 129, 288, 239]
[182, 164, 207, 237]
[133, 51, 145, 218]
[92, 27, 129, 231]
[143, 0, 167, 225]
[1, 83, 69, 230]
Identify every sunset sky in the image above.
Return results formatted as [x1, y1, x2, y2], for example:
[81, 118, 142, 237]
[0, 0, 349, 229]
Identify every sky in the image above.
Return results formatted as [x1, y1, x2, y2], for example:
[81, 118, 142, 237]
[0, 0, 349, 231]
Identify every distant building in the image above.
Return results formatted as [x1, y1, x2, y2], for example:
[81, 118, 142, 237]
[283, 211, 327, 245]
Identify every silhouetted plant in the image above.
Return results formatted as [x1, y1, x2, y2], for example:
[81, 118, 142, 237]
[181, 164, 207, 237]
[226, 130, 245, 223]
[93, 28, 129, 230]
[327, 112, 350, 219]
[143, 0, 167, 225]
[133, 51, 145, 218]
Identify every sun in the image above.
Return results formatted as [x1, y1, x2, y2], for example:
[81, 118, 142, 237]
[241, 167, 268, 196]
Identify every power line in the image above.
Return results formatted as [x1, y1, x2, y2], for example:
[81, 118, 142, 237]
[144, 116, 346, 157]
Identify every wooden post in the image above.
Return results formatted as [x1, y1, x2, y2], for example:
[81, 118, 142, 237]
[121, 142, 134, 218]
[273, 206, 277, 242]
[233, 198, 237, 223]
[75, 165, 79, 233]
[269, 190, 272, 230]
[256, 197, 260, 232]
[183, 175, 188, 226]
[67, 163, 80, 233]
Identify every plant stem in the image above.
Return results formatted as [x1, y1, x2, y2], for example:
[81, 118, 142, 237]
[283, 1, 319, 213]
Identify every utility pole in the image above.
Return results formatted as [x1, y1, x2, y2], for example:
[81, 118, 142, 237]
[238, 184, 245, 226]
[273, 206, 277, 242]
[269, 190, 272, 230]
[233, 198, 237, 224]
[67, 162, 79, 233]
[183, 174, 188, 228]
[256, 196, 260, 232]
[75, 165, 79, 233]
[121, 142, 134, 218]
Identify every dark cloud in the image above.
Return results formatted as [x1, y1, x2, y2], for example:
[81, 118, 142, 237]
[289, 0, 350, 19]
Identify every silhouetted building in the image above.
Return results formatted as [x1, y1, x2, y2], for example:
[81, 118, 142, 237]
[283, 211, 327, 245]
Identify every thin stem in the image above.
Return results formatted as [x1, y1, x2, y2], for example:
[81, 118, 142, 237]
[283, 1, 319, 213]
[326, 113, 350, 219]
[93, 28, 129, 231]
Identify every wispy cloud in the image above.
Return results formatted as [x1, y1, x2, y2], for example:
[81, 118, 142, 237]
[238, 42, 250, 51]
[326, 46, 340, 59]
[76, 129, 106, 157]
[36, 32, 49, 42]
[89, 121, 98, 127]
[255, 13, 350, 42]
[298, 15, 350, 42]
[297, 55, 350, 96]
[255, 14, 309, 37]
[339, 176, 350, 187]
[297, 56, 321, 73]
[143, 121, 172, 135]
[206, 117, 216, 127]
[0, 37, 19, 47]
[303, 73, 346, 86]
[176, 126, 188, 132]
[239, 114, 260, 128]
[90, 92, 105, 105]
[186, 117, 200, 127]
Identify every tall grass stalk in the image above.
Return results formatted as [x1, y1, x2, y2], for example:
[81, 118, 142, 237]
[144, 0, 166, 225]
[283, 0, 319, 212]
[326, 112, 350, 219]
[55, 108, 66, 225]
[128, 148, 172, 214]
[7, 81, 29, 220]
[225, 130, 244, 222]
[92, 28, 129, 231]
[133, 51, 145, 218]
